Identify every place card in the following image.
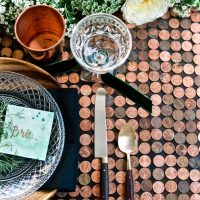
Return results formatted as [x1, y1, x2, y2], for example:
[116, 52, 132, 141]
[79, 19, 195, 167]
[0, 105, 54, 161]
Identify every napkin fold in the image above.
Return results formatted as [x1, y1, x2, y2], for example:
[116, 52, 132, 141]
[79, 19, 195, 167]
[40, 88, 80, 191]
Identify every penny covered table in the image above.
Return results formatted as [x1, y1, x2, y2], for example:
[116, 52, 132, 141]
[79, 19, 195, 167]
[0, 9, 200, 200]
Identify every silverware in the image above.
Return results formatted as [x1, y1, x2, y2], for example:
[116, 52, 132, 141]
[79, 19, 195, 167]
[118, 123, 138, 200]
[95, 88, 109, 200]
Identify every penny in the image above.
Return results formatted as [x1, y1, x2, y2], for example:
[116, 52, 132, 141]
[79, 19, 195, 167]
[161, 61, 172, 72]
[104, 85, 114, 95]
[114, 107, 126, 118]
[192, 33, 200, 44]
[160, 40, 170, 51]
[189, 156, 200, 169]
[106, 95, 114, 107]
[151, 116, 162, 128]
[149, 49, 160, 60]
[125, 107, 137, 118]
[139, 118, 151, 129]
[182, 41, 193, 51]
[174, 132, 186, 144]
[193, 44, 200, 54]
[163, 142, 175, 154]
[138, 108, 149, 118]
[163, 117, 174, 128]
[153, 155, 164, 167]
[184, 109, 195, 121]
[106, 107, 114, 118]
[178, 194, 190, 200]
[137, 29, 148, 40]
[150, 82, 161, 93]
[128, 50, 138, 61]
[190, 182, 200, 194]
[171, 74, 182, 86]
[152, 106, 161, 117]
[170, 29, 181, 40]
[139, 168, 151, 180]
[177, 156, 189, 168]
[195, 76, 200, 87]
[165, 180, 177, 193]
[165, 155, 177, 166]
[137, 40, 148, 50]
[169, 18, 179, 28]
[131, 156, 139, 168]
[139, 155, 151, 167]
[80, 119, 92, 131]
[180, 18, 191, 29]
[195, 66, 200, 76]
[181, 30, 192, 40]
[68, 186, 80, 197]
[56, 74, 68, 83]
[178, 181, 190, 193]
[183, 76, 194, 87]
[68, 73, 79, 83]
[178, 168, 189, 180]
[186, 133, 198, 144]
[166, 193, 177, 200]
[116, 159, 126, 171]
[114, 96, 126, 107]
[191, 22, 200, 33]
[194, 55, 200, 65]
[115, 119, 126, 130]
[80, 161, 92, 173]
[107, 130, 115, 142]
[173, 98, 184, 109]
[185, 98, 196, 110]
[188, 144, 199, 157]
[128, 119, 139, 131]
[130, 29, 137, 39]
[152, 142, 163, 154]
[138, 61, 149, 72]
[182, 52, 193, 62]
[138, 84, 149, 94]
[117, 184, 125, 196]
[115, 148, 126, 160]
[140, 130, 151, 141]
[186, 121, 197, 132]
[171, 52, 182, 63]
[134, 181, 141, 193]
[153, 194, 165, 200]
[148, 28, 159, 38]
[165, 167, 177, 179]
[191, 194, 200, 200]
[149, 61, 160, 71]
[148, 39, 159, 49]
[152, 181, 164, 194]
[161, 105, 172, 116]
[148, 20, 158, 27]
[149, 71, 160, 82]
[141, 192, 153, 200]
[172, 63, 183, 74]
[176, 144, 188, 156]
[91, 158, 101, 170]
[151, 129, 162, 140]
[80, 134, 92, 146]
[163, 129, 174, 141]
[153, 168, 164, 180]
[191, 12, 200, 22]
[163, 94, 174, 105]
[132, 168, 139, 180]
[137, 71, 148, 83]
[160, 51, 171, 62]
[162, 83, 173, 94]
[79, 107, 91, 119]
[127, 61, 138, 71]
[172, 110, 184, 121]
[80, 145, 92, 158]
[141, 180, 153, 192]
[108, 145, 116, 156]
[92, 184, 100, 197]
[159, 30, 170, 40]
[106, 118, 115, 130]
[139, 143, 151, 154]
[116, 73, 126, 81]
[171, 41, 181, 51]
[79, 173, 91, 185]
[190, 169, 200, 182]
[116, 171, 126, 184]
[79, 96, 91, 107]
[151, 94, 162, 105]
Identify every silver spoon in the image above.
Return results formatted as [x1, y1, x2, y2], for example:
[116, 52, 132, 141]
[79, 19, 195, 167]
[118, 123, 138, 200]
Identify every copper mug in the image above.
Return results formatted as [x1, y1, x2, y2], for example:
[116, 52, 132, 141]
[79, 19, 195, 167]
[14, 5, 65, 61]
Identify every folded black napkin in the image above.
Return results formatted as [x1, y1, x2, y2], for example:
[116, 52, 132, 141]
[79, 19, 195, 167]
[40, 88, 80, 191]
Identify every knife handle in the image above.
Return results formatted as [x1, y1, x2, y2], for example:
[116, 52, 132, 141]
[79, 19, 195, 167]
[100, 162, 109, 200]
[126, 169, 134, 200]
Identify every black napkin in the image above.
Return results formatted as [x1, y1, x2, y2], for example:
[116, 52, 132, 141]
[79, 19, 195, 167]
[40, 88, 80, 191]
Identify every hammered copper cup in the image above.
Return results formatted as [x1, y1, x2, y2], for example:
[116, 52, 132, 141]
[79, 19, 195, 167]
[14, 5, 65, 61]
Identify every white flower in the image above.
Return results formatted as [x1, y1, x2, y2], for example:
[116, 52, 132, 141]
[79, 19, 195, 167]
[121, 0, 170, 25]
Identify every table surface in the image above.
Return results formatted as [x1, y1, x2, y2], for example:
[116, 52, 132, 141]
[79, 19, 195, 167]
[1, 9, 200, 200]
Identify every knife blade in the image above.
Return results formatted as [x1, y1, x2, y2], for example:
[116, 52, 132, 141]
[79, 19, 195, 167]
[95, 88, 109, 200]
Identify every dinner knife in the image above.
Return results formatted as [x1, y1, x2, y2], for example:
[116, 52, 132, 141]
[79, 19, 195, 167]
[95, 88, 109, 200]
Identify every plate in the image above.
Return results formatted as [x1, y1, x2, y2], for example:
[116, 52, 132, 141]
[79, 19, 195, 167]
[0, 71, 65, 200]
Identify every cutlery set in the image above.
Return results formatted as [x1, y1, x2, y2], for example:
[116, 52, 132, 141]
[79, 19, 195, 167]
[95, 88, 138, 200]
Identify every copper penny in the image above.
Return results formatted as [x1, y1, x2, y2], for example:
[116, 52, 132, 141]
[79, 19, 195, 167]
[188, 144, 199, 157]
[163, 142, 175, 154]
[148, 28, 159, 38]
[139, 143, 151, 154]
[116, 171, 126, 184]
[165, 180, 177, 193]
[139, 168, 151, 180]
[137, 29, 148, 40]
[195, 76, 200, 87]
[160, 72, 171, 83]
[149, 49, 160, 60]
[114, 96, 126, 107]
[186, 121, 197, 132]
[176, 144, 187, 156]
[131, 156, 139, 168]
[159, 30, 170, 40]
[195, 66, 200, 76]
[108, 182, 116, 195]
[137, 40, 148, 50]
[116, 159, 126, 170]
[182, 52, 193, 62]
[139, 118, 151, 129]
[161, 61, 172, 72]
[184, 109, 195, 121]
[56, 74, 68, 83]
[160, 51, 171, 62]
[79, 96, 91, 107]
[138, 61, 149, 72]
[191, 194, 200, 200]
[163, 129, 174, 141]
[138, 50, 148, 61]
[80, 134, 92, 145]
[117, 184, 125, 196]
[171, 52, 182, 63]
[104, 85, 114, 95]
[191, 12, 200, 22]
[172, 63, 183, 74]
[169, 18, 179, 28]
[115, 119, 126, 130]
[177, 156, 189, 168]
[181, 30, 192, 40]
[80, 85, 92, 96]
[158, 18, 169, 28]
[153, 168, 164, 180]
[190, 181, 200, 194]
[171, 74, 182, 86]
[150, 82, 161, 93]
[128, 119, 139, 131]
[194, 55, 200, 65]
[79, 108, 91, 119]
[107, 130, 115, 142]
[178, 168, 190, 180]
[137, 71, 148, 83]
[186, 133, 198, 145]
[126, 107, 137, 118]
[106, 107, 114, 118]
[178, 194, 190, 200]
[171, 41, 181, 51]
[160, 40, 170, 51]
[161, 105, 172, 116]
[185, 98, 196, 110]
[127, 61, 138, 71]
[152, 141, 162, 154]
[130, 29, 137, 39]
[165, 167, 177, 179]
[165, 155, 177, 167]
[134, 181, 141, 193]
[183, 76, 194, 87]
[114, 107, 126, 118]
[116, 73, 126, 81]
[172, 109, 184, 121]
[91, 158, 101, 170]
[189, 156, 200, 169]
[68, 72, 79, 83]
[126, 72, 137, 83]
[80, 161, 92, 173]
[173, 98, 184, 109]
[151, 129, 162, 140]
[141, 180, 153, 192]
[192, 33, 200, 44]
[190, 169, 200, 182]
[148, 39, 159, 49]
[138, 107, 149, 118]
[166, 193, 177, 200]
[193, 44, 200, 54]
[149, 71, 160, 81]
[108, 145, 115, 156]
[174, 132, 186, 144]
[162, 83, 173, 94]
[170, 29, 181, 40]
[178, 181, 190, 193]
[152, 105, 161, 117]
[151, 116, 162, 128]
[151, 94, 162, 106]
[138, 84, 149, 94]
[132, 168, 139, 180]
[80, 145, 92, 159]
[80, 119, 92, 131]
[153, 181, 165, 194]
[141, 192, 153, 200]
[182, 41, 193, 51]
[140, 130, 151, 141]
[180, 18, 191, 29]
[150, 60, 161, 71]
[162, 117, 174, 128]
[115, 148, 126, 159]
[174, 120, 186, 132]
[79, 173, 91, 186]
[153, 155, 164, 167]
[139, 155, 151, 167]
[163, 94, 174, 105]
[191, 22, 200, 33]
[153, 194, 165, 200]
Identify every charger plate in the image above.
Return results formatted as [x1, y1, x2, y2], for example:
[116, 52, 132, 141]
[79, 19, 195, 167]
[0, 57, 61, 200]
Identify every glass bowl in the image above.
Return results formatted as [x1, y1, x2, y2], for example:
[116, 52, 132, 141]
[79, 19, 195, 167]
[70, 13, 132, 74]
